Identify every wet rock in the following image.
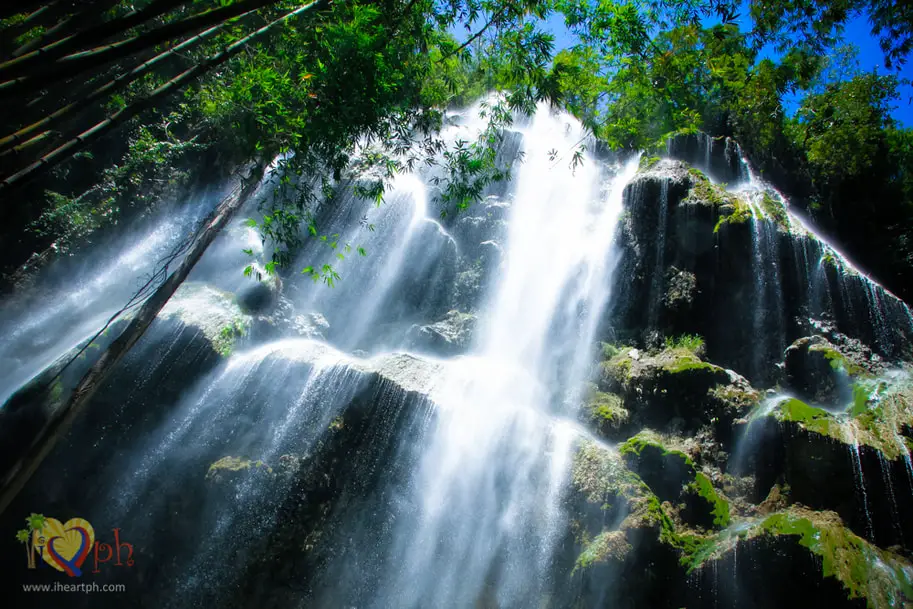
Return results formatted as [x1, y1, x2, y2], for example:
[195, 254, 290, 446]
[665, 132, 746, 184]
[406, 310, 476, 355]
[580, 388, 631, 440]
[599, 345, 758, 438]
[663, 266, 697, 314]
[206, 456, 274, 486]
[290, 312, 331, 339]
[619, 431, 731, 530]
[683, 507, 913, 609]
[236, 265, 282, 314]
[784, 336, 861, 403]
[161, 282, 251, 357]
[746, 388, 913, 548]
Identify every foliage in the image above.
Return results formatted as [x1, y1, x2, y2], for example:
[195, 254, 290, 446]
[663, 333, 705, 355]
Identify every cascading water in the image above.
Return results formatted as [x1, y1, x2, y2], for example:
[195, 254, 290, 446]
[335, 109, 640, 608]
[0, 191, 220, 407]
[5, 101, 913, 608]
[0, 100, 641, 609]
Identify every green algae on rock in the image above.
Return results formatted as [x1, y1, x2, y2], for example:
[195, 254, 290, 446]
[685, 507, 913, 609]
[599, 345, 757, 434]
[770, 386, 913, 461]
[206, 456, 273, 484]
[620, 431, 731, 530]
[582, 389, 630, 439]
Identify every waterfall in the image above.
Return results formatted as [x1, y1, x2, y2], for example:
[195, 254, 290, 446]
[6, 106, 913, 609]
[724, 147, 913, 363]
[347, 109, 639, 608]
[0, 101, 640, 608]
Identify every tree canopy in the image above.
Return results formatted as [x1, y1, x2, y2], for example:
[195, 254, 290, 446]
[0, 0, 911, 297]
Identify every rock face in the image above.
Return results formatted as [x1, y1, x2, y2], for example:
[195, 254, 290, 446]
[4, 131, 913, 609]
[570, 150, 913, 609]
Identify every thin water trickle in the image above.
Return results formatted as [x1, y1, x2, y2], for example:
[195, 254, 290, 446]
[648, 180, 670, 330]
[847, 426, 875, 540]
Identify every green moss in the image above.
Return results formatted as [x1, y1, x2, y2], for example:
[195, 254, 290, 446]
[584, 391, 630, 436]
[759, 509, 913, 608]
[683, 169, 752, 232]
[682, 506, 913, 609]
[572, 441, 632, 507]
[811, 343, 867, 377]
[759, 192, 789, 230]
[618, 433, 695, 470]
[713, 199, 753, 233]
[574, 530, 633, 571]
[663, 333, 705, 355]
[851, 385, 913, 460]
[600, 342, 627, 359]
[691, 179, 739, 208]
[771, 386, 913, 465]
[709, 383, 761, 416]
[601, 350, 634, 385]
[850, 382, 875, 416]
[774, 398, 841, 438]
[662, 352, 718, 375]
[214, 319, 249, 357]
[687, 472, 731, 528]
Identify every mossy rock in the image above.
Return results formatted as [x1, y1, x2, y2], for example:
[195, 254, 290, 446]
[770, 392, 912, 461]
[571, 440, 640, 510]
[619, 432, 695, 501]
[784, 336, 872, 404]
[574, 530, 633, 571]
[599, 346, 752, 433]
[205, 456, 273, 485]
[680, 168, 751, 233]
[581, 390, 630, 439]
[759, 191, 790, 231]
[619, 431, 731, 530]
[236, 265, 282, 314]
[750, 384, 913, 548]
[161, 282, 251, 357]
[685, 507, 913, 609]
[682, 472, 731, 528]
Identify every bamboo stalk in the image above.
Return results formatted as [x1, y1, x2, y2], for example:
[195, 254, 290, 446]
[0, 2, 57, 21]
[0, 130, 54, 159]
[0, 0, 278, 88]
[0, 0, 324, 192]
[0, 161, 266, 517]
[10, 0, 121, 58]
[3, 0, 188, 70]
[0, 11, 255, 152]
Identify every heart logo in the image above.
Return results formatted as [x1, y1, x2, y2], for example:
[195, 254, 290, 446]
[33, 518, 95, 577]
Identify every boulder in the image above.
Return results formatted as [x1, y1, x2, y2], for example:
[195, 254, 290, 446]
[236, 265, 282, 314]
[744, 387, 913, 548]
[783, 336, 859, 403]
[619, 431, 731, 530]
[406, 310, 476, 355]
[599, 345, 758, 438]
